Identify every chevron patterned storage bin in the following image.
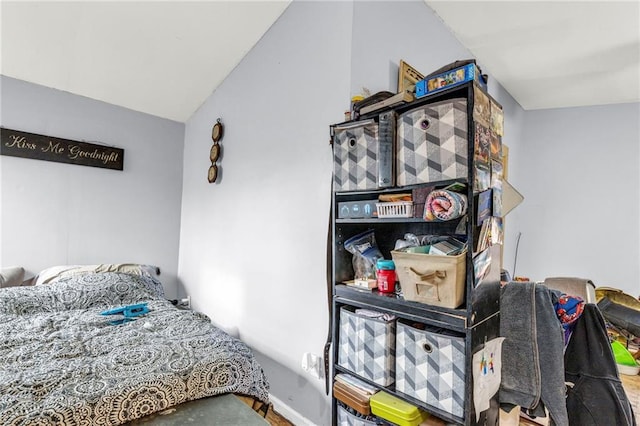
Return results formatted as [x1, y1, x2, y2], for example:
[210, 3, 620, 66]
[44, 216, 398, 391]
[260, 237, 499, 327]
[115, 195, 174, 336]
[395, 321, 466, 418]
[333, 120, 379, 191]
[337, 404, 379, 426]
[337, 307, 395, 386]
[396, 98, 468, 186]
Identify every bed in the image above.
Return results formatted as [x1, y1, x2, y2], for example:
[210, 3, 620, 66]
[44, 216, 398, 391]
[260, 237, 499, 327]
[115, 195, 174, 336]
[0, 269, 270, 425]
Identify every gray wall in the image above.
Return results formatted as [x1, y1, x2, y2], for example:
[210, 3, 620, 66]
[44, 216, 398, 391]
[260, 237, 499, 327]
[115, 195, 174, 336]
[506, 103, 640, 294]
[350, 0, 469, 96]
[0, 76, 185, 298]
[178, 1, 525, 424]
[2, 1, 637, 424]
[178, 2, 352, 423]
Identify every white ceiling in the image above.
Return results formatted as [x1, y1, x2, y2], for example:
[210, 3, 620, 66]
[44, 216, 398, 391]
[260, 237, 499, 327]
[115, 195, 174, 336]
[1, 1, 638, 122]
[0, 1, 291, 122]
[426, 0, 640, 111]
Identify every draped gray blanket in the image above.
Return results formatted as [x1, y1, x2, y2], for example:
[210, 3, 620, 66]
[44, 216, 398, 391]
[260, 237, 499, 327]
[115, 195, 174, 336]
[0, 272, 269, 426]
[499, 281, 568, 426]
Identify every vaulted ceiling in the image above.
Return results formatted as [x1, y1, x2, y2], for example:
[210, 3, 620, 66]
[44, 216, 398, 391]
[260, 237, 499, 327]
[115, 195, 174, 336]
[1, 1, 638, 122]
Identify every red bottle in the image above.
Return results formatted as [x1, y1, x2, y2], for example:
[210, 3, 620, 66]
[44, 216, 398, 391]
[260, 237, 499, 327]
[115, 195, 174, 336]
[376, 259, 396, 293]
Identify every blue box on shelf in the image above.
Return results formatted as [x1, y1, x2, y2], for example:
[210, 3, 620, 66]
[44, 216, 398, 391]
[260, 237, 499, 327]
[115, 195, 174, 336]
[416, 63, 486, 98]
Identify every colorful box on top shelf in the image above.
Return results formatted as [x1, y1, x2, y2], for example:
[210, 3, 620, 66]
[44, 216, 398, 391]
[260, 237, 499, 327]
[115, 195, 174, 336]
[415, 63, 486, 98]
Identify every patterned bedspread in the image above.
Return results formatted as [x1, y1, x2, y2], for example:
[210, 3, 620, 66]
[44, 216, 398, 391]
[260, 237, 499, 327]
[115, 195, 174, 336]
[0, 272, 269, 425]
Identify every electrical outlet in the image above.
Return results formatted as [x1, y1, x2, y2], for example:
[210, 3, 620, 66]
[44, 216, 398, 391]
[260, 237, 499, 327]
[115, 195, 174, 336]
[178, 296, 191, 309]
[313, 354, 324, 379]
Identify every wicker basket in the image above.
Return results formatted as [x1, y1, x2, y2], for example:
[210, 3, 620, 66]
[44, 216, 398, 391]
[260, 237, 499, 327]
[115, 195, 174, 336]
[376, 201, 414, 218]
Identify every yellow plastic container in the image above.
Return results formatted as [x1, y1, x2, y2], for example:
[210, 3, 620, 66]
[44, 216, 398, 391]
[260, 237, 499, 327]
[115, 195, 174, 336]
[369, 391, 430, 426]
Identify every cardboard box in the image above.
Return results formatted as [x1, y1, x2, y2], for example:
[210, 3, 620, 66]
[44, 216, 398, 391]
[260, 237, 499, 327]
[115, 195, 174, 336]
[416, 64, 486, 98]
[337, 200, 378, 219]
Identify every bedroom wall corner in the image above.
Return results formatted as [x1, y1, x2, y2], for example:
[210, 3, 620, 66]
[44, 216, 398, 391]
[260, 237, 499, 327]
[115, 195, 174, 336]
[513, 102, 640, 295]
[176, 0, 529, 424]
[177, 1, 353, 424]
[484, 81, 527, 281]
[0, 75, 185, 297]
[349, 0, 528, 290]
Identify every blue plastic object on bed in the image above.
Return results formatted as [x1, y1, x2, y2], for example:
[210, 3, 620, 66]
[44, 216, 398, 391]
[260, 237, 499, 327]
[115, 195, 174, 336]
[101, 303, 149, 325]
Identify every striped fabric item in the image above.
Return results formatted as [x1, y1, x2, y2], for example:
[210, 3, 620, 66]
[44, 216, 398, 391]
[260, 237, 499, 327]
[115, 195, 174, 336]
[424, 189, 467, 221]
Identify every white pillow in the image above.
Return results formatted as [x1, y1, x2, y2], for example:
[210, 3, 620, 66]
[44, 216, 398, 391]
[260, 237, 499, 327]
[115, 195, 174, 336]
[0, 266, 25, 288]
[34, 264, 159, 285]
[34, 265, 81, 285]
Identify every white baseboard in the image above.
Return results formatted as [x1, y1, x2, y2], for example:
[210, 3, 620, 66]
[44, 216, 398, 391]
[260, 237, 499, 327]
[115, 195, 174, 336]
[269, 393, 318, 426]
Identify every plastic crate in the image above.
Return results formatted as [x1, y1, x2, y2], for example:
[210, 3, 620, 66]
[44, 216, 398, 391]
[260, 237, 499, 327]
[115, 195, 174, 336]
[376, 201, 413, 218]
[369, 391, 430, 426]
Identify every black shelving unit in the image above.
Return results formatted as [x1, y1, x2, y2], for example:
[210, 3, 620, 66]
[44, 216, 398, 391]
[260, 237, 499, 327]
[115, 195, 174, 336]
[329, 81, 503, 426]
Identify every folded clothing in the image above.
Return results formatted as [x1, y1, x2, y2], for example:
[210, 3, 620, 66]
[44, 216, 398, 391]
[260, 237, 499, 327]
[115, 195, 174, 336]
[354, 308, 395, 322]
[424, 190, 467, 221]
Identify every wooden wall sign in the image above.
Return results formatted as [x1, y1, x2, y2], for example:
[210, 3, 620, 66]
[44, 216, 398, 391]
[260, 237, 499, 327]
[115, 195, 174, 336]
[0, 128, 124, 171]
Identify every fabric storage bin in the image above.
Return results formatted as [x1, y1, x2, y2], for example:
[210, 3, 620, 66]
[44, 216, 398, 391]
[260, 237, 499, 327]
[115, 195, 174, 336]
[333, 119, 380, 192]
[396, 98, 468, 186]
[337, 307, 395, 386]
[337, 404, 379, 426]
[391, 250, 466, 309]
[395, 321, 466, 418]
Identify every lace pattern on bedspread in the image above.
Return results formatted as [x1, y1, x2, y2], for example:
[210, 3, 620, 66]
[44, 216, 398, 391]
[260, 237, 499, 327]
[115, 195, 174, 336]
[0, 272, 269, 426]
